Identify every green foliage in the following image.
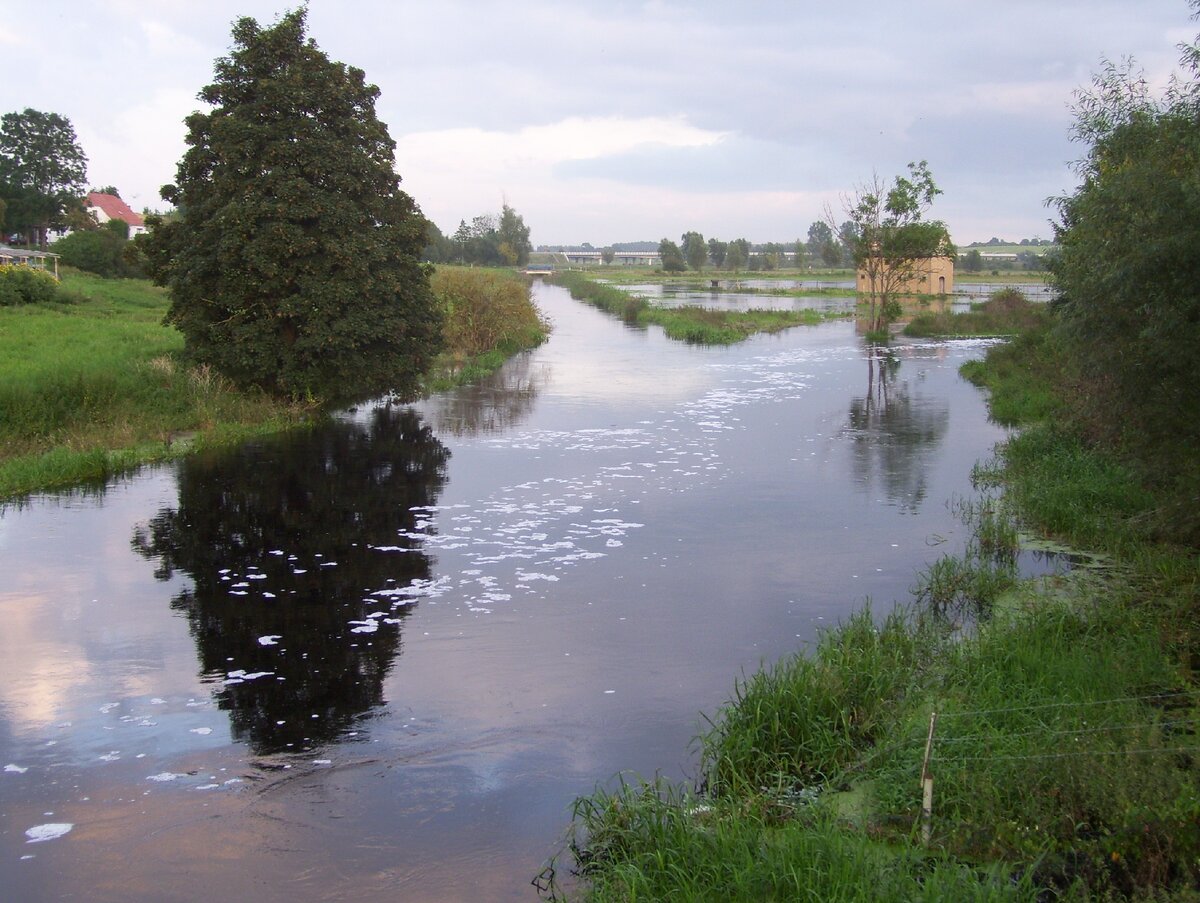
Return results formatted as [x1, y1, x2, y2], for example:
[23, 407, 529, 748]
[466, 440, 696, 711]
[53, 228, 139, 277]
[681, 230, 706, 271]
[434, 267, 544, 356]
[1049, 39, 1200, 461]
[0, 108, 88, 247]
[706, 237, 727, 268]
[725, 237, 750, 271]
[563, 778, 1031, 901]
[841, 161, 955, 332]
[701, 608, 928, 794]
[0, 270, 316, 499]
[144, 9, 442, 401]
[657, 237, 686, 272]
[550, 270, 839, 343]
[497, 203, 532, 266]
[0, 266, 62, 305]
[903, 288, 1048, 338]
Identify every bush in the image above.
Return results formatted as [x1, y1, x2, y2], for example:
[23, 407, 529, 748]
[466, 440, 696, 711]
[431, 267, 547, 358]
[52, 229, 123, 276]
[0, 266, 62, 305]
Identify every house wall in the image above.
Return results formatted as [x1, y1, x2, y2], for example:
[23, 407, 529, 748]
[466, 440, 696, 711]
[856, 255, 954, 295]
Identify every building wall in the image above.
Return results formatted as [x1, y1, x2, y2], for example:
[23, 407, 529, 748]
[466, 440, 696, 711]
[856, 255, 954, 295]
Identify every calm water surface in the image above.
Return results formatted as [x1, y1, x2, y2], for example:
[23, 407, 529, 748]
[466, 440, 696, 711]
[1, 282, 1009, 901]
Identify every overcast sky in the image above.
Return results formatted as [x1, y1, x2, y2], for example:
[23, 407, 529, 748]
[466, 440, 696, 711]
[3, 1, 1194, 246]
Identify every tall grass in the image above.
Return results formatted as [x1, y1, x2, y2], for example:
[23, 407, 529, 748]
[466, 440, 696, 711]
[904, 288, 1049, 338]
[425, 266, 549, 389]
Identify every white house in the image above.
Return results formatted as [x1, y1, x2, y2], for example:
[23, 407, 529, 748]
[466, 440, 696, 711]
[86, 192, 147, 237]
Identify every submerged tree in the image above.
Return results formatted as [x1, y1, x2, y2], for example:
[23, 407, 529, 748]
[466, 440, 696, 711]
[144, 8, 443, 400]
[833, 161, 954, 334]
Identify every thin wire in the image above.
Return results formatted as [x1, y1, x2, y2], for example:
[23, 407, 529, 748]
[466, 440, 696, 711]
[934, 744, 1200, 764]
[935, 690, 1196, 719]
[934, 716, 1200, 745]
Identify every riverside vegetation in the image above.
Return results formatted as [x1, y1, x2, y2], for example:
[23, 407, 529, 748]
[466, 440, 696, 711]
[550, 270, 848, 343]
[544, 292, 1200, 902]
[0, 265, 547, 500]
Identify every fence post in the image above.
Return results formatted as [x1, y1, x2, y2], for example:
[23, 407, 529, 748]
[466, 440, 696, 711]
[921, 711, 938, 844]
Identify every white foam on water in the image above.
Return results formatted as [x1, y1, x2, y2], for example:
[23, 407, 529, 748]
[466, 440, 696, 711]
[5, 763, 28, 773]
[25, 823, 72, 843]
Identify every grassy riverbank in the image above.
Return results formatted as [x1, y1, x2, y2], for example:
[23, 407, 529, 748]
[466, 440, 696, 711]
[549, 270, 847, 343]
[0, 266, 545, 500]
[549, 307, 1200, 901]
[903, 288, 1049, 338]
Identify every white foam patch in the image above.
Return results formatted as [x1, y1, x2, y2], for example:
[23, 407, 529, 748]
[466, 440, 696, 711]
[25, 823, 72, 843]
[6, 763, 28, 773]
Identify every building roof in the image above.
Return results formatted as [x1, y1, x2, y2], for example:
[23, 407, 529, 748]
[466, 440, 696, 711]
[86, 192, 145, 227]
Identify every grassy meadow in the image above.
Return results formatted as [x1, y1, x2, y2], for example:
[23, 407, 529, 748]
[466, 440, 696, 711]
[0, 266, 546, 500]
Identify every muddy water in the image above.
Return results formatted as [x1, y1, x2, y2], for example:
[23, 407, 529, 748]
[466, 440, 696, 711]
[1, 282, 1012, 901]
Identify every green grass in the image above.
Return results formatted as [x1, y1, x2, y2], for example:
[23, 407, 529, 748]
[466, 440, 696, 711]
[0, 266, 547, 500]
[550, 269, 847, 343]
[0, 271, 316, 498]
[904, 288, 1049, 339]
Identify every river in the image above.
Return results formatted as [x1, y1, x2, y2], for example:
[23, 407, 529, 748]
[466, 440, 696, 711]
[1, 281, 1011, 901]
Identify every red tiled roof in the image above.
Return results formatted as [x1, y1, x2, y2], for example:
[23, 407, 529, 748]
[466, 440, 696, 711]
[86, 192, 145, 227]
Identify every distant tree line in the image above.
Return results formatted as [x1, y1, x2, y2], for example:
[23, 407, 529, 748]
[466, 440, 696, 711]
[424, 203, 533, 266]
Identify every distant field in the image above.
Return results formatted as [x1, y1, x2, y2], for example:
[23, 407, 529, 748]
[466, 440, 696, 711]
[963, 243, 1055, 256]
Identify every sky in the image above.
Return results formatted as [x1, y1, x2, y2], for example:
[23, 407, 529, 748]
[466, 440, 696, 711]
[2, 1, 1194, 247]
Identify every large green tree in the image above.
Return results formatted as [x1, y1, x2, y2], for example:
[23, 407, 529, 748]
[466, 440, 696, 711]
[658, 237, 686, 273]
[497, 202, 532, 265]
[835, 161, 954, 333]
[0, 109, 88, 248]
[681, 230, 706, 271]
[707, 237, 727, 269]
[1050, 19, 1200, 453]
[144, 9, 442, 400]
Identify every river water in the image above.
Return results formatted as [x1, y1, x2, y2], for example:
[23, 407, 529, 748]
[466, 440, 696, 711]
[1, 282, 1010, 901]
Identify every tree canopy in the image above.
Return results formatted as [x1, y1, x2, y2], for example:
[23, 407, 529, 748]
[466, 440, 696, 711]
[681, 231, 706, 271]
[658, 238, 686, 273]
[0, 109, 88, 248]
[1049, 14, 1200, 454]
[144, 8, 442, 400]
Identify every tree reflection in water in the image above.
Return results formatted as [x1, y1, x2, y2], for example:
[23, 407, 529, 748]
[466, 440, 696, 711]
[846, 347, 950, 513]
[132, 405, 449, 755]
[421, 350, 547, 436]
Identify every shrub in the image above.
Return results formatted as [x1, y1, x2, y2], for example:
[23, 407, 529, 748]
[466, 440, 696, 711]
[431, 267, 547, 358]
[0, 266, 61, 305]
[52, 229, 125, 277]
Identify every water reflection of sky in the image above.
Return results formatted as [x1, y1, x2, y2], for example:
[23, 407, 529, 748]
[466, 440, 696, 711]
[617, 280, 858, 312]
